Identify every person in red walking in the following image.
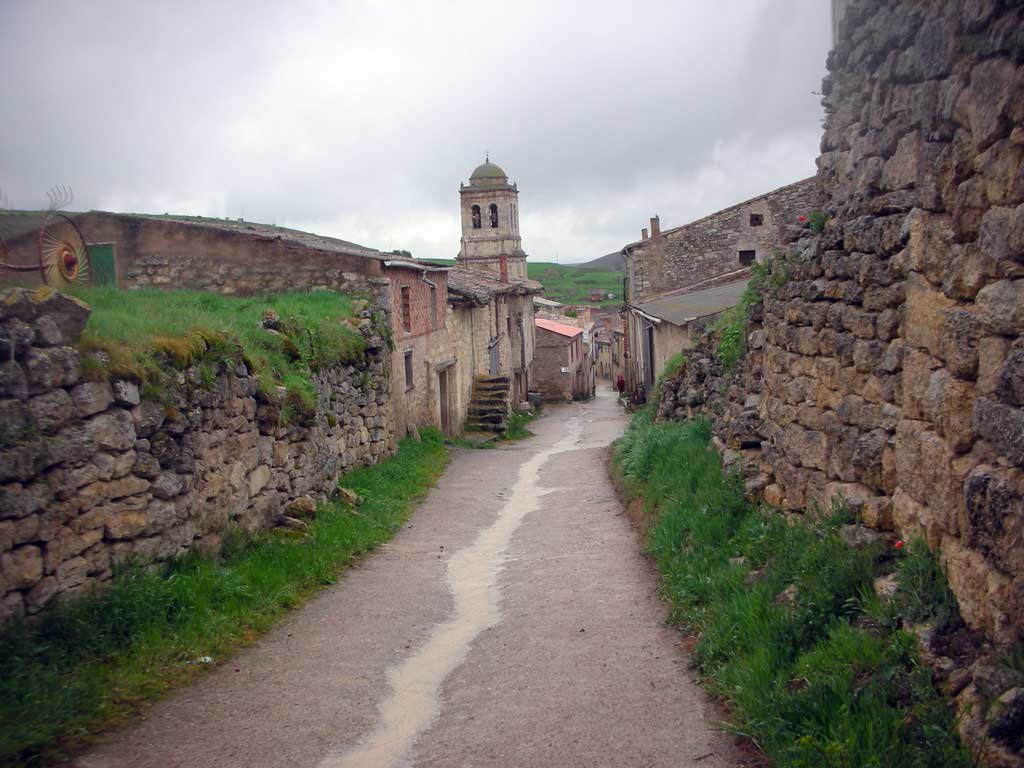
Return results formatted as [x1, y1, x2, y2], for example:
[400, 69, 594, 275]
[615, 375, 625, 396]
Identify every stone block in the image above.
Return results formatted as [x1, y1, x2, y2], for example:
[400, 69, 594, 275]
[247, 464, 272, 497]
[939, 309, 982, 380]
[25, 575, 58, 612]
[0, 361, 28, 399]
[104, 506, 148, 540]
[977, 279, 1024, 336]
[112, 380, 140, 407]
[963, 56, 1018, 151]
[70, 381, 113, 417]
[973, 396, 1024, 467]
[923, 370, 976, 453]
[24, 347, 81, 393]
[975, 139, 1024, 206]
[27, 388, 74, 434]
[978, 336, 1012, 396]
[1, 544, 43, 589]
[31, 315, 63, 347]
[905, 273, 957, 359]
[86, 409, 136, 452]
[151, 471, 183, 500]
[28, 288, 91, 342]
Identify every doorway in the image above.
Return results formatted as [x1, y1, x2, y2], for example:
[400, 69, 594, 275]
[438, 368, 452, 436]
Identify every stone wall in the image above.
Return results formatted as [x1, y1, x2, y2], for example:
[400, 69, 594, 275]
[0, 287, 394, 621]
[1, 212, 388, 297]
[624, 178, 820, 302]
[657, 0, 1024, 647]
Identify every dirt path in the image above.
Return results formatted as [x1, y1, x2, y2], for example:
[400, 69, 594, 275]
[76, 386, 741, 768]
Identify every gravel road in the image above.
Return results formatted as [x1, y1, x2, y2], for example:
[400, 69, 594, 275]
[76, 385, 742, 768]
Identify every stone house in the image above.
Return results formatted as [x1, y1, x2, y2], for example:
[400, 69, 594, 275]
[621, 179, 818, 390]
[383, 258, 458, 438]
[627, 272, 752, 390]
[533, 317, 589, 402]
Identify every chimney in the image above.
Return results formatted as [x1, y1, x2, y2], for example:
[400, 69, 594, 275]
[650, 215, 660, 237]
[641, 227, 649, 240]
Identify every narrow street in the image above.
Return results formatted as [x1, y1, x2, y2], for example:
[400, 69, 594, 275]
[77, 386, 738, 768]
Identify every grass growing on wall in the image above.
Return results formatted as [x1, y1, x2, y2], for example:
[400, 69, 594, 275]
[72, 288, 365, 415]
[0, 429, 448, 768]
[612, 409, 971, 768]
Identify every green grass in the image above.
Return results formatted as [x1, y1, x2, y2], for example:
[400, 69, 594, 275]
[502, 409, 537, 441]
[69, 287, 366, 419]
[612, 410, 971, 768]
[415, 259, 622, 308]
[0, 429, 448, 767]
[525, 262, 623, 308]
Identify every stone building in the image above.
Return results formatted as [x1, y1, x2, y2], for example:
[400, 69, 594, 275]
[383, 258, 458, 439]
[444, 160, 542, 428]
[621, 179, 818, 390]
[533, 317, 588, 402]
[457, 159, 528, 282]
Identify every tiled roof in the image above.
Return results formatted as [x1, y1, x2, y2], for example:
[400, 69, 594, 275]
[447, 266, 542, 304]
[535, 317, 583, 338]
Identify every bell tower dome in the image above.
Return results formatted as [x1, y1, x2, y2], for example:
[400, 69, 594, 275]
[457, 157, 527, 281]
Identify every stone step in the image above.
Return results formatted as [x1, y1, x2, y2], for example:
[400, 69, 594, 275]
[469, 402, 508, 415]
[465, 420, 506, 433]
[470, 396, 508, 408]
[472, 382, 510, 395]
[467, 411, 506, 424]
[475, 375, 510, 385]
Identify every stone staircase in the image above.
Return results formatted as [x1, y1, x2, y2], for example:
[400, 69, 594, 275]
[466, 374, 511, 433]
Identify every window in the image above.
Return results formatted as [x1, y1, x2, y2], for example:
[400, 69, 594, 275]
[749, 213, 764, 227]
[506, 316, 511, 337]
[471, 205, 481, 229]
[489, 203, 498, 228]
[404, 350, 414, 390]
[400, 286, 412, 332]
[739, 250, 756, 267]
[429, 285, 438, 329]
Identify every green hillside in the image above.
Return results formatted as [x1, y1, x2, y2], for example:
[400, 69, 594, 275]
[526, 262, 623, 307]
[418, 258, 624, 307]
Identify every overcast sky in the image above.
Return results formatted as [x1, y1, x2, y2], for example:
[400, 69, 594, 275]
[0, 1, 831, 264]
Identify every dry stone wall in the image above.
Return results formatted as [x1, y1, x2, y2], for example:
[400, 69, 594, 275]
[658, 0, 1024, 647]
[0, 287, 394, 621]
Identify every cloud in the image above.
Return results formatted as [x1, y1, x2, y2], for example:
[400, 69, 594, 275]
[0, 0, 831, 263]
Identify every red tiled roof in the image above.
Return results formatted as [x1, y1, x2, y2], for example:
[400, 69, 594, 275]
[535, 317, 583, 338]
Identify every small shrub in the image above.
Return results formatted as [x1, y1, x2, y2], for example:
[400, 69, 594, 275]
[808, 211, 830, 234]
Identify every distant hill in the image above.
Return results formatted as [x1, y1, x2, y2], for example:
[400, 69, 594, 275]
[565, 251, 625, 272]
[526, 262, 623, 308]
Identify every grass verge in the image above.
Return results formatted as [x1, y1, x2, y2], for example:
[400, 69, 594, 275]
[0, 429, 448, 767]
[612, 409, 972, 768]
[70, 288, 366, 417]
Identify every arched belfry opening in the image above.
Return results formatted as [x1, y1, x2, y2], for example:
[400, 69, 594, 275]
[489, 203, 498, 228]
[471, 204, 481, 229]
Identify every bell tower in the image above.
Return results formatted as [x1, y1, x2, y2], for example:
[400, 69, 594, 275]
[457, 157, 527, 281]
